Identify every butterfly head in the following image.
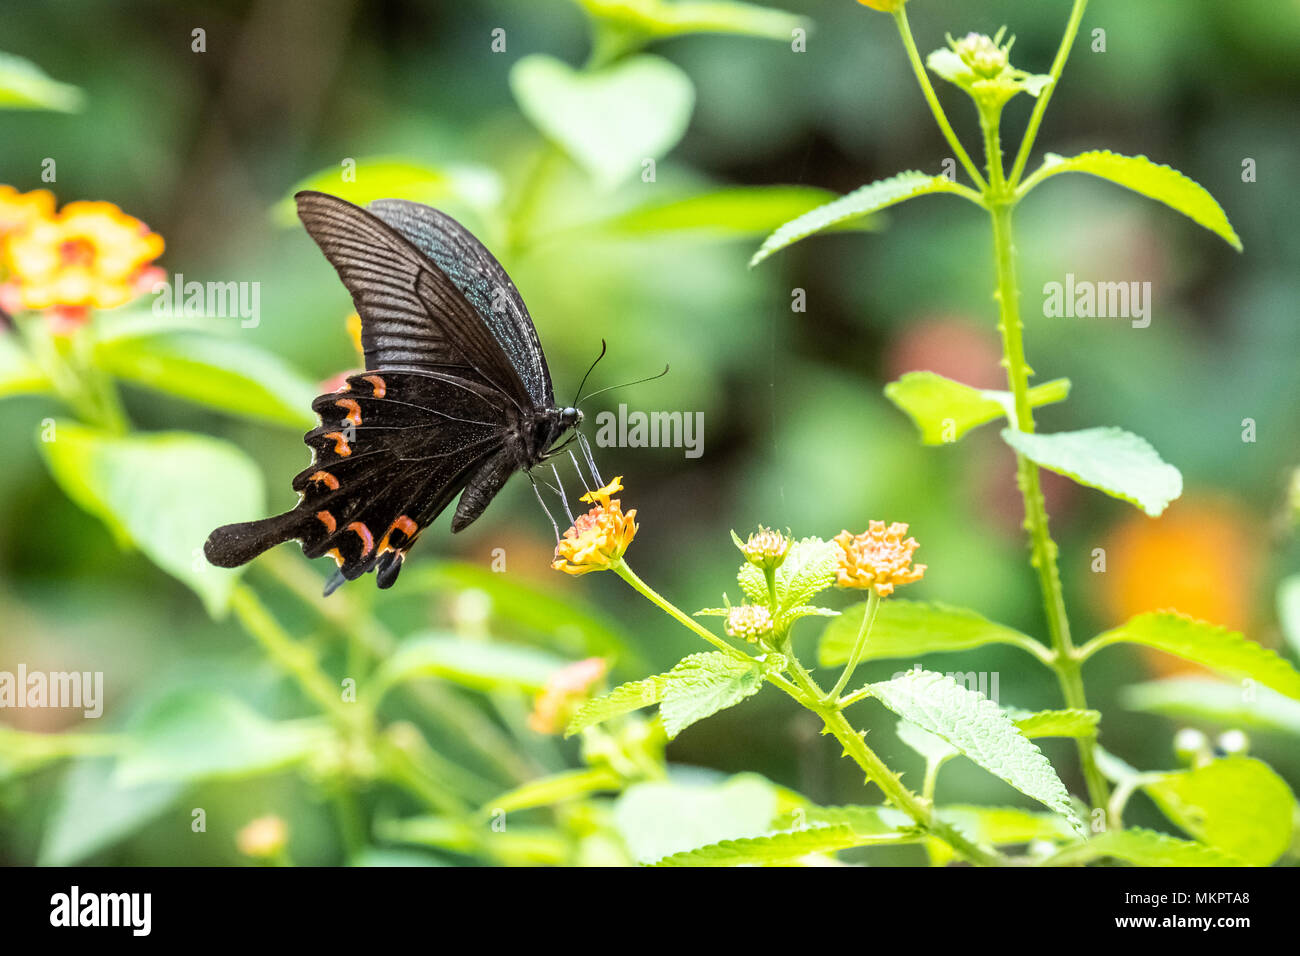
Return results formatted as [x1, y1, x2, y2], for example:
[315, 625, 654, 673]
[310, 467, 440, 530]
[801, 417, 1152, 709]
[559, 406, 583, 429]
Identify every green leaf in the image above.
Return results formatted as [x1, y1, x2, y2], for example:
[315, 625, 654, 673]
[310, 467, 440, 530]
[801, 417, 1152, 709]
[115, 692, 329, 786]
[0, 333, 50, 398]
[274, 157, 502, 225]
[819, 599, 1041, 667]
[510, 54, 694, 191]
[750, 171, 974, 266]
[613, 773, 777, 863]
[39, 423, 264, 615]
[774, 803, 917, 838]
[1142, 756, 1296, 866]
[1011, 708, 1101, 740]
[775, 604, 838, 631]
[576, 0, 805, 41]
[480, 767, 623, 816]
[565, 675, 667, 736]
[896, 719, 958, 764]
[1046, 827, 1247, 867]
[885, 371, 1070, 445]
[38, 759, 183, 865]
[0, 51, 83, 111]
[659, 652, 765, 739]
[938, 804, 1077, 846]
[867, 669, 1083, 834]
[1121, 678, 1300, 736]
[1020, 151, 1242, 251]
[593, 186, 880, 240]
[378, 816, 568, 865]
[737, 536, 837, 613]
[94, 332, 318, 429]
[373, 634, 572, 697]
[651, 824, 900, 866]
[1001, 426, 1183, 517]
[1083, 611, 1300, 701]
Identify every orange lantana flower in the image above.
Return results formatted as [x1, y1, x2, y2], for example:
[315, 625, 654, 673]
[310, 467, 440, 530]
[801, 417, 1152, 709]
[551, 476, 637, 575]
[0, 185, 55, 240]
[834, 521, 926, 597]
[6, 200, 164, 311]
[527, 657, 608, 734]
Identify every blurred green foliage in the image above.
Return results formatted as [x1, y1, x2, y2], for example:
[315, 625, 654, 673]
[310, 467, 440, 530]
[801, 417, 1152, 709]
[1, 0, 1298, 866]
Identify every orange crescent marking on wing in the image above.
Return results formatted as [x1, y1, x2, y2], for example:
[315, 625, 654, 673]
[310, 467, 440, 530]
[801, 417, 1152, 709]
[323, 432, 352, 457]
[348, 522, 374, 558]
[335, 398, 362, 427]
[309, 470, 339, 490]
[379, 516, 418, 555]
[316, 510, 337, 533]
[327, 548, 344, 567]
[363, 374, 387, 398]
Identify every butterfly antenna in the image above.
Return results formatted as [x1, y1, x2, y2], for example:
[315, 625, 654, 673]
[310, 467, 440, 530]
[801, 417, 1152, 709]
[572, 339, 608, 406]
[577, 432, 605, 487]
[550, 463, 575, 524]
[575, 364, 670, 406]
[528, 473, 561, 544]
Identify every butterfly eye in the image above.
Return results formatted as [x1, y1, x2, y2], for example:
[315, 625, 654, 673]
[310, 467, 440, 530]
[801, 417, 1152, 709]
[562, 407, 583, 427]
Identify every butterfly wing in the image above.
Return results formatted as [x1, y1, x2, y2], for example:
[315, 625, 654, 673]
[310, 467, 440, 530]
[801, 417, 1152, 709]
[205, 370, 509, 590]
[367, 198, 555, 409]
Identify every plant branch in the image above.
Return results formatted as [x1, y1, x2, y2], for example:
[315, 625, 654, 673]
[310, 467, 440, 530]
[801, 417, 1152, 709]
[892, 7, 988, 191]
[1008, 0, 1090, 187]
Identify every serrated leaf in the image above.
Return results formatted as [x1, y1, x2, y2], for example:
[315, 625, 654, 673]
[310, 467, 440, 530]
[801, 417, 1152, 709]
[737, 536, 837, 613]
[1046, 827, 1247, 867]
[651, 824, 895, 866]
[511, 53, 694, 191]
[868, 670, 1082, 834]
[94, 332, 318, 429]
[939, 804, 1077, 846]
[1084, 611, 1300, 701]
[0, 52, 83, 111]
[577, 0, 806, 41]
[819, 599, 1040, 667]
[750, 171, 972, 266]
[885, 371, 1070, 445]
[774, 803, 915, 836]
[565, 675, 668, 736]
[1001, 426, 1182, 517]
[775, 605, 839, 631]
[39, 423, 264, 615]
[896, 719, 958, 764]
[1021, 151, 1241, 251]
[1142, 756, 1296, 866]
[1121, 678, 1300, 736]
[374, 634, 572, 697]
[1011, 709, 1101, 740]
[659, 652, 765, 739]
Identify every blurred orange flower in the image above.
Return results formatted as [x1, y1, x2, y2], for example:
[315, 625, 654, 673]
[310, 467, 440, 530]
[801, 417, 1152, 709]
[527, 657, 608, 734]
[1097, 498, 1261, 676]
[6, 199, 164, 312]
[834, 521, 926, 596]
[0, 185, 55, 239]
[551, 477, 637, 575]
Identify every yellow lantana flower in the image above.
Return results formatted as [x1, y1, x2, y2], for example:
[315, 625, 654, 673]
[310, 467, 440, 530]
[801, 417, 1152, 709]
[551, 476, 637, 575]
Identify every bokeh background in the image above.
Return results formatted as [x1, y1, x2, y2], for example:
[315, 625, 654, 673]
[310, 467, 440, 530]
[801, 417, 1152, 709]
[1, 0, 1298, 865]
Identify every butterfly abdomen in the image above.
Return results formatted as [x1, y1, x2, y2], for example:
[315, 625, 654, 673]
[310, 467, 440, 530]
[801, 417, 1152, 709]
[204, 511, 306, 568]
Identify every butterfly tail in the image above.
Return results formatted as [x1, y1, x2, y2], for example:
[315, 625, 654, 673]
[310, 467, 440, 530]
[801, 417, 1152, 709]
[204, 511, 304, 568]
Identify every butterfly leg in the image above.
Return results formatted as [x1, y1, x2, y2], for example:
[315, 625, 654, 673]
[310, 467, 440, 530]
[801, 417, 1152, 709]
[577, 432, 604, 487]
[567, 449, 592, 494]
[528, 472, 561, 544]
[550, 463, 575, 525]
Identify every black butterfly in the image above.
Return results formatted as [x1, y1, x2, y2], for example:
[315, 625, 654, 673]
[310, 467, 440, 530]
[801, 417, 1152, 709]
[204, 190, 585, 594]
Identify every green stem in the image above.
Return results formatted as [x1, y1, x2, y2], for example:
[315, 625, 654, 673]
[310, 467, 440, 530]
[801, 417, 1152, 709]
[827, 591, 880, 702]
[783, 659, 1005, 867]
[986, 186, 1109, 813]
[1008, 0, 1090, 188]
[612, 561, 751, 660]
[892, 7, 988, 191]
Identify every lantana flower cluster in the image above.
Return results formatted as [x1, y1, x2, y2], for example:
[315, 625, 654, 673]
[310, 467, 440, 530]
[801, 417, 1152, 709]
[0, 184, 164, 333]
